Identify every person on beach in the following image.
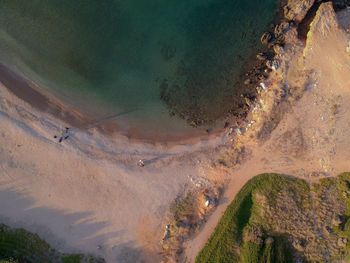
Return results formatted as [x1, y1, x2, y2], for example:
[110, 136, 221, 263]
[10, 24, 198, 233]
[56, 127, 70, 143]
[137, 160, 145, 167]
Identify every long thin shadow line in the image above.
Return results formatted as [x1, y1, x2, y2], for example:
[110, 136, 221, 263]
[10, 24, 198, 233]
[86, 108, 140, 129]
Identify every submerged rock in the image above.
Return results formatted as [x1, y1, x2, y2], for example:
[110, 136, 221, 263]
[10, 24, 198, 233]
[261, 32, 273, 45]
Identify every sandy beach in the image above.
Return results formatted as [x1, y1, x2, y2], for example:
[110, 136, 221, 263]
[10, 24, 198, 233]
[0, 60, 227, 262]
[1, 2, 350, 263]
[184, 3, 350, 261]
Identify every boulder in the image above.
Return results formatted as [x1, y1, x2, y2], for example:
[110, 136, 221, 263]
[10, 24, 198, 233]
[274, 21, 290, 36]
[284, 0, 315, 23]
[273, 44, 284, 54]
[338, 237, 347, 247]
[256, 52, 268, 60]
[261, 32, 273, 45]
[332, 215, 343, 226]
[264, 237, 274, 244]
[244, 79, 252, 85]
[266, 60, 280, 71]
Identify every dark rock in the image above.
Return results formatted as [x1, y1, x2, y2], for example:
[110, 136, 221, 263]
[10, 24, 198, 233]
[333, 0, 348, 10]
[274, 21, 290, 36]
[284, 0, 315, 22]
[261, 32, 273, 45]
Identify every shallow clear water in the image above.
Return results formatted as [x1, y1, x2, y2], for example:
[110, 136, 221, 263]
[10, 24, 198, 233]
[0, 0, 278, 134]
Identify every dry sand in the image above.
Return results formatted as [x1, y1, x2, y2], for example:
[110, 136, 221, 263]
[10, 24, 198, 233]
[1, 2, 350, 263]
[0, 67, 225, 262]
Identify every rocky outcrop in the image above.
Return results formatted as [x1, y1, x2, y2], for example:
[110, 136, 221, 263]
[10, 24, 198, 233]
[284, 0, 315, 22]
[304, 1, 342, 54]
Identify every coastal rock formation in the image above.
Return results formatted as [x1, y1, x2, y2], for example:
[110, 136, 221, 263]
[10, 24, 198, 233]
[284, 0, 315, 22]
[306, 1, 341, 41]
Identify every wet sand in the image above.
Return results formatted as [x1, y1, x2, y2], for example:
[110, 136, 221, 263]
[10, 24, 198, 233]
[0, 61, 227, 145]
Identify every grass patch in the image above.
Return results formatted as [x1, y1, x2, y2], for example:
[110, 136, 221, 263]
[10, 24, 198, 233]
[0, 224, 105, 263]
[195, 174, 302, 263]
[196, 172, 350, 262]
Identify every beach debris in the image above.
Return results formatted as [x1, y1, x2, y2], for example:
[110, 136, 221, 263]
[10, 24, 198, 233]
[166, 224, 170, 230]
[205, 200, 210, 207]
[137, 159, 145, 167]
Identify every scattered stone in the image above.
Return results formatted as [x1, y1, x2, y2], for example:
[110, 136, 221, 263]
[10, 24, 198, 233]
[332, 215, 342, 226]
[338, 237, 347, 247]
[284, 0, 315, 22]
[266, 60, 280, 71]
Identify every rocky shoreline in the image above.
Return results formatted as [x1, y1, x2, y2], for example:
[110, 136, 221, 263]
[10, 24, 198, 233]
[161, 0, 350, 131]
[161, 0, 350, 261]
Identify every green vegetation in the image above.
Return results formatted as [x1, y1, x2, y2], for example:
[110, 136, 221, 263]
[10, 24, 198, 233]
[0, 224, 104, 263]
[196, 173, 350, 262]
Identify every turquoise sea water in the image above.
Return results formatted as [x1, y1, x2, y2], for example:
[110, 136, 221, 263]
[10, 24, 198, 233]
[0, 0, 278, 135]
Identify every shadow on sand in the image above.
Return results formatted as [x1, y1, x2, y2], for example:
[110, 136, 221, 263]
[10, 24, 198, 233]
[0, 186, 151, 262]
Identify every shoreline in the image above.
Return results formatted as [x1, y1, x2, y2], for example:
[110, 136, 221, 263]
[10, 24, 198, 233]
[0, 61, 229, 146]
[0, 1, 283, 146]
